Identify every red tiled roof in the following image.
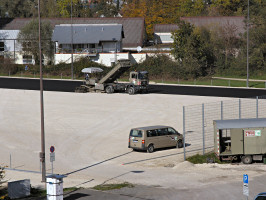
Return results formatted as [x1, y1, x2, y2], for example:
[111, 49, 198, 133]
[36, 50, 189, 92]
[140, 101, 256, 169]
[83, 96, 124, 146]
[0, 17, 146, 48]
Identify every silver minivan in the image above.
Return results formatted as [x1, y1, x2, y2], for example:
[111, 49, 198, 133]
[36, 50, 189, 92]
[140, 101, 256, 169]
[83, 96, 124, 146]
[128, 125, 183, 153]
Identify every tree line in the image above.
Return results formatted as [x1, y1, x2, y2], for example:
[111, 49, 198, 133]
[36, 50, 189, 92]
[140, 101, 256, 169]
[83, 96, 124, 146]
[1, 0, 265, 79]
[0, 0, 121, 18]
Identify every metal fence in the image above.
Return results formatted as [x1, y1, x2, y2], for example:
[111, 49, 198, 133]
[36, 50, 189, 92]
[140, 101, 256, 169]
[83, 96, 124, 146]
[183, 95, 266, 160]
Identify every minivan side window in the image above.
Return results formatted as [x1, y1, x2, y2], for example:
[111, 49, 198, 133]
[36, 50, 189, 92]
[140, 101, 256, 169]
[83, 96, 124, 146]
[147, 130, 158, 137]
[157, 128, 168, 136]
[130, 129, 142, 137]
[168, 128, 177, 135]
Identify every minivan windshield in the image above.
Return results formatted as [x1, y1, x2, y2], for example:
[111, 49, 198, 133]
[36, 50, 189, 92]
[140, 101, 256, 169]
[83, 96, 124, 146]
[130, 129, 143, 137]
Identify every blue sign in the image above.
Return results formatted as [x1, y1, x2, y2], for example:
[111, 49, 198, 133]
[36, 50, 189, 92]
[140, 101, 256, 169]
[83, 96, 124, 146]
[243, 174, 248, 184]
[25, 65, 28, 71]
[50, 146, 55, 153]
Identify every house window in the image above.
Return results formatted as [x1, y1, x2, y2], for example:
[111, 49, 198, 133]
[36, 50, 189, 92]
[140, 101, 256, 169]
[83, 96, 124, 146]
[0, 42, 4, 52]
[23, 55, 33, 64]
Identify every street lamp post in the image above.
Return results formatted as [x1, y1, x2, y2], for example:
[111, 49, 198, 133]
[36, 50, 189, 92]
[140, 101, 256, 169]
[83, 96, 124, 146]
[38, 0, 46, 183]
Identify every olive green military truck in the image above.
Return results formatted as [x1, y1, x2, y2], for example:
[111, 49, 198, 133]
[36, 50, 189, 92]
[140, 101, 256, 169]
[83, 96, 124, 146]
[214, 118, 266, 164]
[75, 59, 149, 94]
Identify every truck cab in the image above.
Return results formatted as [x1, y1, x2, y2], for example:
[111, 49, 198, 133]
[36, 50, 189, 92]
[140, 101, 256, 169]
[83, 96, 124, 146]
[129, 71, 149, 87]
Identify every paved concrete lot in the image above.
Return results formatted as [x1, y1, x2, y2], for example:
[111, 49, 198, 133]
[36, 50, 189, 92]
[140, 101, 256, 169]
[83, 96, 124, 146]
[63, 174, 266, 200]
[1, 88, 265, 199]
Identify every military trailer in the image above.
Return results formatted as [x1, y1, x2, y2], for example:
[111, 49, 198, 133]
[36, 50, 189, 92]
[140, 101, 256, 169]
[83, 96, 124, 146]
[75, 59, 149, 94]
[214, 118, 266, 164]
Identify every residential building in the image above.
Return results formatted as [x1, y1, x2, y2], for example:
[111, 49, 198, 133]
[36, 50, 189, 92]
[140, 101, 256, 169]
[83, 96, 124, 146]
[153, 24, 179, 45]
[52, 24, 124, 65]
[0, 17, 146, 66]
[181, 16, 246, 37]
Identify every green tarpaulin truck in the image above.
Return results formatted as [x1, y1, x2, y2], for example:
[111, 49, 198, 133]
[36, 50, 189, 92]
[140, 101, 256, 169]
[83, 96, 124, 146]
[214, 118, 266, 164]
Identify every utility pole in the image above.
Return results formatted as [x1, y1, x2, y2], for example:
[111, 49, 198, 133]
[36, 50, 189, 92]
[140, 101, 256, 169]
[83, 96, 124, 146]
[71, 0, 74, 79]
[246, 0, 250, 88]
[38, 0, 46, 183]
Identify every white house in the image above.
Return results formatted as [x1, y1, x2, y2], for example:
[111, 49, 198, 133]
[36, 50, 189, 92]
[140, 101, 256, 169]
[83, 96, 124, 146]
[0, 30, 23, 62]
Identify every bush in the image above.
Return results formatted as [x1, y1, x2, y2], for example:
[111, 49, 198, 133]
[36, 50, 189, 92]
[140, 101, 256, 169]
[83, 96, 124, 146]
[0, 166, 5, 187]
[186, 152, 224, 164]
[129, 54, 182, 80]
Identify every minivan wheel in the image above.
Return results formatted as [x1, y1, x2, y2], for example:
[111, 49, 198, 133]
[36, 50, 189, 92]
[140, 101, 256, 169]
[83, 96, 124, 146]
[177, 140, 183, 148]
[242, 155, 252, 164]
[147, 144, 154, 153]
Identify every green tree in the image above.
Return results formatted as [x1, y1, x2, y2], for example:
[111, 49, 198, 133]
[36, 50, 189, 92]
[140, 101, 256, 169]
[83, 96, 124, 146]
[172, 21, 215, 78]
[248, 0, 266, 72]
[92, 0, 118, 17]
[0, 0, 36, 18]
[0, 166, 5, 187]
[39, 0, 60, 18]
[17, 19, 54, 65]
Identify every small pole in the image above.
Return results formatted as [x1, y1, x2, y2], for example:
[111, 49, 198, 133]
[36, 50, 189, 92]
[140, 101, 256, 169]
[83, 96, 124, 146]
[256, 96, 258, 118]
[183, 106, 186, 161]
[9, 71, 10, 77]
[239, 99, 241, 119]
[10, 154, 11, 168]
[51, 161, 53, 174]
[178, 78, 179, 84]
[221, 101, 223, 120]
[202, 104, 205, 155]
[34, 72, 35, 78]
[265, 82, 266, 89]
[61, 73, 62, 80]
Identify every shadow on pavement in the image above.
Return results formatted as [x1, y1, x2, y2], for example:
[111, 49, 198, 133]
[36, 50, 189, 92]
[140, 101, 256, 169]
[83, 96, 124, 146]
[64, 193, 90, 200]
[101, 170, 144, 185]
[64, 151, 133, 176]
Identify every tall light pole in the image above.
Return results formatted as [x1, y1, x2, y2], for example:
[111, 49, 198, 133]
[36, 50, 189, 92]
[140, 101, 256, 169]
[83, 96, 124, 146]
[38, 0, 46, 183]
[71, 0, 74, 79]
[246, 0, 250, 88]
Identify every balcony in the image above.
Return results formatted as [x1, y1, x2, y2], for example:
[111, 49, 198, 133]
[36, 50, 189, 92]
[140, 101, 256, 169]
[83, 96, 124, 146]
[56, 48, 118, 56]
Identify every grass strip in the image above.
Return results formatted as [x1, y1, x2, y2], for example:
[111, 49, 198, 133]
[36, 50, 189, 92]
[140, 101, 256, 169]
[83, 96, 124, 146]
[187, 152, 225, 164]
[92, 182, 134, 191]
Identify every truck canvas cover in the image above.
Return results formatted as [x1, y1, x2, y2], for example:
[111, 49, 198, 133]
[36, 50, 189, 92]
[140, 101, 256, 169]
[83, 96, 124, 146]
[214, 118, 266, 129]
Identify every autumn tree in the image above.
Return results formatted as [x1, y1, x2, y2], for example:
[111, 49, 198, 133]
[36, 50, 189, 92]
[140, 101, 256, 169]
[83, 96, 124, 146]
[122, 0, 180, 39]
[17, 19, 54, 65]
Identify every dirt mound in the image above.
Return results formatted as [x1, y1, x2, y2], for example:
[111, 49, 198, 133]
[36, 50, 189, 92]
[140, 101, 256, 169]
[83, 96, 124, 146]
[172, 161, 194, 170]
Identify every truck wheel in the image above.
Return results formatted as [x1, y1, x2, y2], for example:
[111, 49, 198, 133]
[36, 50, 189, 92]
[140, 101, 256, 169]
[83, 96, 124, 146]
[177, 140, 183, 148]
[242, 155, 252, 164]
[128, 87, 135, 95]
[147, 144, 154, 153]
[105, 86, 114, 94]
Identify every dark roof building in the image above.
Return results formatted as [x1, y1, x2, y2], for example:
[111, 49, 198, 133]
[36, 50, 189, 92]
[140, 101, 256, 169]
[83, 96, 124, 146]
[153, 24, 179, 45]
[0, 17, 146, 48]
[52, 24, 124, 44]
[153, 24, 179, 33]
[181, 16, 246, 36]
